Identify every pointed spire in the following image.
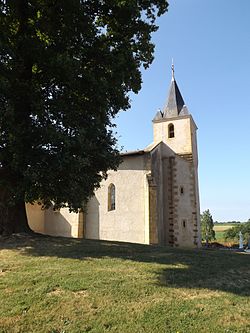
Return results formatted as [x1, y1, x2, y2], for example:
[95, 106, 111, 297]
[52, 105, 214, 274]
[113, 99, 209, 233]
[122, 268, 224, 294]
[153, 62, 189, 122]
[162, 63, 189, 118]
[153, 108, 163, 121]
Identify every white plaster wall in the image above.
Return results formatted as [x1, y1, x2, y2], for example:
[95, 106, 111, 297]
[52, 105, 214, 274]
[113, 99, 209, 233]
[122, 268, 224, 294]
[85, 155, 149, 244]
[26, 203, 80, 238]
[26, 203, 45, 234]
[44, 208, 80, 238]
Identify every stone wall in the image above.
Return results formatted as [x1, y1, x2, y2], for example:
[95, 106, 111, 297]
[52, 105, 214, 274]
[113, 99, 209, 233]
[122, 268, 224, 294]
[152, 114, 201, 248]
[153, 115, 194, 154]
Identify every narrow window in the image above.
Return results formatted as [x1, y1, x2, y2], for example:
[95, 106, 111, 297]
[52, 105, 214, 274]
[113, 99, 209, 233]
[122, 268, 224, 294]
[168, 123, 175, 138]
[180, 186, 184, 195]
[182, 220, 186, 228]
[108, 183, 115, 211]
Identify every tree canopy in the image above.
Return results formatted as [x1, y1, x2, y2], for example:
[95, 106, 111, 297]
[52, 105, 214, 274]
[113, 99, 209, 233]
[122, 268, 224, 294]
[0, 0, 168, 234]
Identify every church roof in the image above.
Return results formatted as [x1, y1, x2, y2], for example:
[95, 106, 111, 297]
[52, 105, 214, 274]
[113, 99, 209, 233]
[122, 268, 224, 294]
[121, 149, 145, 156]
[121, 142, 163, 157]
[153, 63, 189, 121]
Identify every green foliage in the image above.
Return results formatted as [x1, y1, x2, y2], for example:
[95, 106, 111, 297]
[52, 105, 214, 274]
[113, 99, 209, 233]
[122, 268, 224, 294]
[0, 1, 168, 218]
[201, 209, 216, 242]
[214, 230, 224, 242]
[224, 222, 250, 243]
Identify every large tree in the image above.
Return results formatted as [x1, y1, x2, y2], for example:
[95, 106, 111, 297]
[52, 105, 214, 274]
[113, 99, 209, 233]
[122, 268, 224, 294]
[0, 0, 168, 235]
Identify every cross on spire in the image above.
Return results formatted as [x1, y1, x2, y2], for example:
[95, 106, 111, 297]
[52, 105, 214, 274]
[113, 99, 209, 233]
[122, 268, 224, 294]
[171, 58, 175, 81]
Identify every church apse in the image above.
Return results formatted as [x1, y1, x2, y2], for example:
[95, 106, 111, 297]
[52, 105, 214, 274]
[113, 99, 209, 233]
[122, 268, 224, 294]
[85, 153, 152, 244]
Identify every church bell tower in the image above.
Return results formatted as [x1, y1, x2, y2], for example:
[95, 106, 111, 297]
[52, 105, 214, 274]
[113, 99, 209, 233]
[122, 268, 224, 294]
[153, 63, 198, 166]
[152, 63, 201, 247]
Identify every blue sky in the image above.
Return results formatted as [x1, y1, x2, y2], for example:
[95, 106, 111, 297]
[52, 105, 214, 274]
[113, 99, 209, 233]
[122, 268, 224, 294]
[114, 0, 250, 222]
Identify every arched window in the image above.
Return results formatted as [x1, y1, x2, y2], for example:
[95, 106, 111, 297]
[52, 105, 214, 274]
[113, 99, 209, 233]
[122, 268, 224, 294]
[168, 123, 175, 138]
[108, 183, 115, 211]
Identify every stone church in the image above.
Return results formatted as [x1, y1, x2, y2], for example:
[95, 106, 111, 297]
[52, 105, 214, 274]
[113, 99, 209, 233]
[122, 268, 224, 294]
[27, 66, 201, 248]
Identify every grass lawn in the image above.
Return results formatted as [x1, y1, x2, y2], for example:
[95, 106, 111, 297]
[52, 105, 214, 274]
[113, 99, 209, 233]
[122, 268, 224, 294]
[0, 235, 250, 333]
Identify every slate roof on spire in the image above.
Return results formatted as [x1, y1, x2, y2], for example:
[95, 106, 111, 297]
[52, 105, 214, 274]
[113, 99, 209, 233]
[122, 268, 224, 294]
[163, 62, 188, 118]
[153, 64, 189, 121]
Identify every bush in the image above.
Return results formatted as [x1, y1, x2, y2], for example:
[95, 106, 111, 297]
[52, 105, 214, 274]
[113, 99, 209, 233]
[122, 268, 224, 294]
[224, 222, 250, 243]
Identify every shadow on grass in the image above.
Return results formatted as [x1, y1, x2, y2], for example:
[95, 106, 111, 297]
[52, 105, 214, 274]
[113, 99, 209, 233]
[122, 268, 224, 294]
[1, 234, 250, 296]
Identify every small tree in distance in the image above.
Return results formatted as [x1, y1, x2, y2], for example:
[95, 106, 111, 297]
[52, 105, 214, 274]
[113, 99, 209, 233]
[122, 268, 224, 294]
[201, 209, 216, 246]
[224, 221, 250, 244]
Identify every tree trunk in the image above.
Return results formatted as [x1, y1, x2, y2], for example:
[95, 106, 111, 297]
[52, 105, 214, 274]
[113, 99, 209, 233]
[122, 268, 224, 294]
[0, 193, 32, 236]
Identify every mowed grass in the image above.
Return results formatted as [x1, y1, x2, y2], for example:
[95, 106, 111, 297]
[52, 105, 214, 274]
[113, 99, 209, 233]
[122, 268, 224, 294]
[0, 235, 250, 333]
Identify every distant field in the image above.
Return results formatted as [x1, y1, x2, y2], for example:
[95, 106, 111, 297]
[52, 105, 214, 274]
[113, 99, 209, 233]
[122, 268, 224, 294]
[214, 224, 235, 232]
[0, 235, 250, 333]
[214, 224, 235, 243]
